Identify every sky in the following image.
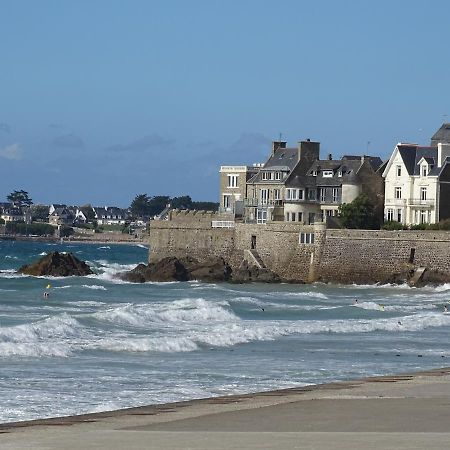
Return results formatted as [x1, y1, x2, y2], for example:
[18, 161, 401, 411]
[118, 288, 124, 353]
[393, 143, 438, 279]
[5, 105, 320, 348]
[0, 0, 449, 207]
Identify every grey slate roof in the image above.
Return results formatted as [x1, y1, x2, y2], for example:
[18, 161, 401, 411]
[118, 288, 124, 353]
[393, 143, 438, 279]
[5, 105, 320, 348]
[248, 147, 299, 183]
[397, 145, 437, 175]
[431, 123, 450, 145]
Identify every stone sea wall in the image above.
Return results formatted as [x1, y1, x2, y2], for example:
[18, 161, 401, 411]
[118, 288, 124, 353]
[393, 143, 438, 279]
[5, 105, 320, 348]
[148, 211, 450, 284]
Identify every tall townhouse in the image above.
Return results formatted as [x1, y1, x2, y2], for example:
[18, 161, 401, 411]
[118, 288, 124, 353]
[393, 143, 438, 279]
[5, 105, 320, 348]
[244, 140, 320, 223]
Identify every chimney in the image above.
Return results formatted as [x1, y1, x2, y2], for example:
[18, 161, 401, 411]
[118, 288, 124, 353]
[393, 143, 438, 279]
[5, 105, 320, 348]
[272, 141, 287, 155]
[327, 153, 332, 160]
[438, 143, 450, 167]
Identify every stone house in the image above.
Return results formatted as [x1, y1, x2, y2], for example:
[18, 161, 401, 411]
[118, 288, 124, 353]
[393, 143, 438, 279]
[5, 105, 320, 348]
[0, 204, 32, 224]
[219, 165, 260, 217]
[48, 207, 74, 226]
[244, 140, 320, 223]
[284, 155, 384, 224]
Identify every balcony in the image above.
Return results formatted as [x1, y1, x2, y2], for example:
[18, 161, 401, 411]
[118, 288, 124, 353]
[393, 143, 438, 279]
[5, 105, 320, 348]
[244, 199, 283, 207]
[408, 199, 435, 207]
[385, 198, 407, 206]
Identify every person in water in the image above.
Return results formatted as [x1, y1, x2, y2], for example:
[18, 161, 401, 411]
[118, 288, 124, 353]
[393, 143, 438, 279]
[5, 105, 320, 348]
[43, 292, 49, 299]
[444, 305, 448, 313]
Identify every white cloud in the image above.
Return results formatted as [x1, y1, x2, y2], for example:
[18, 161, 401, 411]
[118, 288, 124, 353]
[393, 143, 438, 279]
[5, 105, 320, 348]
[0, 143, 23, 160]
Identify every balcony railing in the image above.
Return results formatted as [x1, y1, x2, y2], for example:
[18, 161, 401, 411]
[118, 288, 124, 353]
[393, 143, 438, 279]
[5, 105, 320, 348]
[212, 220, 235, 228]
[244, 199, 283, 207]
[385, 198, 407, 205]
[408, 199, 435, 207]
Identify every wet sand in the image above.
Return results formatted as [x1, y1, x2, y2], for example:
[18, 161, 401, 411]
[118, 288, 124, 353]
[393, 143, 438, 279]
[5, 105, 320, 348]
[1, 368, 450, 449]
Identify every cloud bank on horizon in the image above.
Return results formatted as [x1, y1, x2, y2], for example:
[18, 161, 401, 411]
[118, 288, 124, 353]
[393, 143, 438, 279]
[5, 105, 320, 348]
[0, 0, 448, 207]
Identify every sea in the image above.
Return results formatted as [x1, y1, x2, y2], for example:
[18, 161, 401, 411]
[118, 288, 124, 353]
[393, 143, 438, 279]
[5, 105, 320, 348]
[1, 240, 450, 424]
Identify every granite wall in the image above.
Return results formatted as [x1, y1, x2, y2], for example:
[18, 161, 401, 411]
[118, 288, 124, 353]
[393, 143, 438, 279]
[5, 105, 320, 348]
[148, 212, 450, 284]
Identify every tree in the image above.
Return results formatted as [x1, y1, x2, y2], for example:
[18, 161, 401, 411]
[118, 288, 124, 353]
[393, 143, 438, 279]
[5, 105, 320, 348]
[338, 194, 379, 229]
[148, 196, 170, 216]
[7, 190, 33, 207]
[171, 195, 192, 209]
[130, 194, 152, 218]
[30, 204, 49, 221]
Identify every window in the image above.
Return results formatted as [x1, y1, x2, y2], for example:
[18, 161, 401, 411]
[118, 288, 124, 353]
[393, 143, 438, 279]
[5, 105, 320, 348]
[420, 187, 427, 201]
[299, 232, 315, 244]
[274, 189, 280, 200]
[323, 170, 333, 177]
[396, 165, 402, 177]
[261, 172, 269, 181]
[298, 189, 304, 200]
[275, 172, 281, 180]
[397, 209, 402, 223]
[223, 195, 231, 210]
[420, 210, 427, 224]
[257, 209, 267, 224]
[308, 189, 316, 200]
[421, 165, 428, 177]
[332, 188, 339, 203]
[320, 188, 326, 202]
[395, 187, 402, 199]
[387, 209, 394, 221]
[227, 174, 238, 188]
[260, 189, 269, 205]
[298, 212, 303, 222]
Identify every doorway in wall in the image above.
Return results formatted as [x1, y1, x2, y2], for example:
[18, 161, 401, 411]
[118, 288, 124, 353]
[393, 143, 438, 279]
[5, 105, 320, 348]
[251, 235, 256, 249]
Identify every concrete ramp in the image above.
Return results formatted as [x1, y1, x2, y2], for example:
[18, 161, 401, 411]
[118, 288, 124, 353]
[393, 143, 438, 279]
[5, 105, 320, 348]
[409, 267, 426, 286]
[245, 249, 266, 269]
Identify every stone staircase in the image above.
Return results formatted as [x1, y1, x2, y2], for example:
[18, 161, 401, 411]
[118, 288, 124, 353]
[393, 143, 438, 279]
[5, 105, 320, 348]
[409, 267, 426, 286]
[244, 249, 266, 269]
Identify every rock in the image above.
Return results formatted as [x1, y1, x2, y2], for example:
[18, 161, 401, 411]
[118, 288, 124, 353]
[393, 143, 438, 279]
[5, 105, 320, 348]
[117, 256, 232, 283]
[18, 251, 93, 277]
[118, 257, 189, 282]
[180, 256, 232, 282]
[231, 261, 281, 283]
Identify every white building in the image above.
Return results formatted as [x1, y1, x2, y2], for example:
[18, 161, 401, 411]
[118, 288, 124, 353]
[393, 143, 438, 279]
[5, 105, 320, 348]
[382, 142, 450, 225]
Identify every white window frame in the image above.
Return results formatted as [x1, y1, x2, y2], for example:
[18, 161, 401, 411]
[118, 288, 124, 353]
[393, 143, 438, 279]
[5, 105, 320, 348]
[420, 187, 427, 201]
[275, 172, 281, 180]
[397, 208, 402, 223]
[299, 232, 315, 244]
[261, 172, 269, 181]
[223, 194, 231, 210]
[227, 174, 239, 188]
[395, 187, 402, 199]
[320, 188, 326, 202]
[396, 165, 402, 177]
[421, 165, 428, 177]
[274, 189, 280, 200]
[257, 209, 267, 224]
[387, 209, 394, 221]
[332, 188, 339, 203]
[323, 170, 333, 178]
[260, 189, 269, 205]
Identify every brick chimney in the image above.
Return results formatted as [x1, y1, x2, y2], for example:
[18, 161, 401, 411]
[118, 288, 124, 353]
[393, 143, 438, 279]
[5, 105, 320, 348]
[272, 141, 287, 155]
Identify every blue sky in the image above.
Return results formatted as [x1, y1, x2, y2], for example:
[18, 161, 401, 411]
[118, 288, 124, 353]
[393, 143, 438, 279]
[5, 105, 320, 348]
[0, 0, 449, 207]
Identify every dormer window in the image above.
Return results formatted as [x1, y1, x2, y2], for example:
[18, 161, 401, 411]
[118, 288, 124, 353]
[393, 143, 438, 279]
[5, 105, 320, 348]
[323, 170, 333, 178]
[262, 172, 269, 181]
[275, 172, 281, 180]
[312, 170, 317, 176]
[338, 171, 342, 177]
[421, 165, 427, 177]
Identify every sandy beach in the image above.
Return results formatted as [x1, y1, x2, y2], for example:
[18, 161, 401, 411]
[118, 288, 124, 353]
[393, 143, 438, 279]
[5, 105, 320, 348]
[1, 367, 450, 449]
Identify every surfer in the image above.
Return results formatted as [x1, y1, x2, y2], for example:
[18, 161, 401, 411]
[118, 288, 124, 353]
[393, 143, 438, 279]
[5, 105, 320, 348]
[353, 299, 358, 305]
[43, 291, 49, 299]
[444, 305, 448, 313]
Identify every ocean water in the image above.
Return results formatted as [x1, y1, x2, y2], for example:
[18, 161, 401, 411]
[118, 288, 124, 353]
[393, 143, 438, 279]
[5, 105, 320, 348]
[1, 240, 450, 423]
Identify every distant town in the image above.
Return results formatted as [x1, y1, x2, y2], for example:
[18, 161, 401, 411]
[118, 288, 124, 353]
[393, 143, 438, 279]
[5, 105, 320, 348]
[0, 193, 219, 239]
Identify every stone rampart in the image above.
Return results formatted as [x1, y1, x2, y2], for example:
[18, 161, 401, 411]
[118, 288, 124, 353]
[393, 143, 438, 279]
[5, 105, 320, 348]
[319, 229, 450, 283]
[148, 215, 450, 284]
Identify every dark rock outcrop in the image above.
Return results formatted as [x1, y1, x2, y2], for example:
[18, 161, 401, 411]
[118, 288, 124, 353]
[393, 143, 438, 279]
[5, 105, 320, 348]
[117, 256, 232, 283]
[18, 252, 93, 277]
[231, 261, 282, 283]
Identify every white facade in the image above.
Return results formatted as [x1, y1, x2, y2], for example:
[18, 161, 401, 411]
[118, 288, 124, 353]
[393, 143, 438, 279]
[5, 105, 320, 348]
[382, 143, 450, 225]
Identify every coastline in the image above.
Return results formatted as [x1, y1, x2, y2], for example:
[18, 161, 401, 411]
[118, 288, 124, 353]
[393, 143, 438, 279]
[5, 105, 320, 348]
[2, 367, 450, 449]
